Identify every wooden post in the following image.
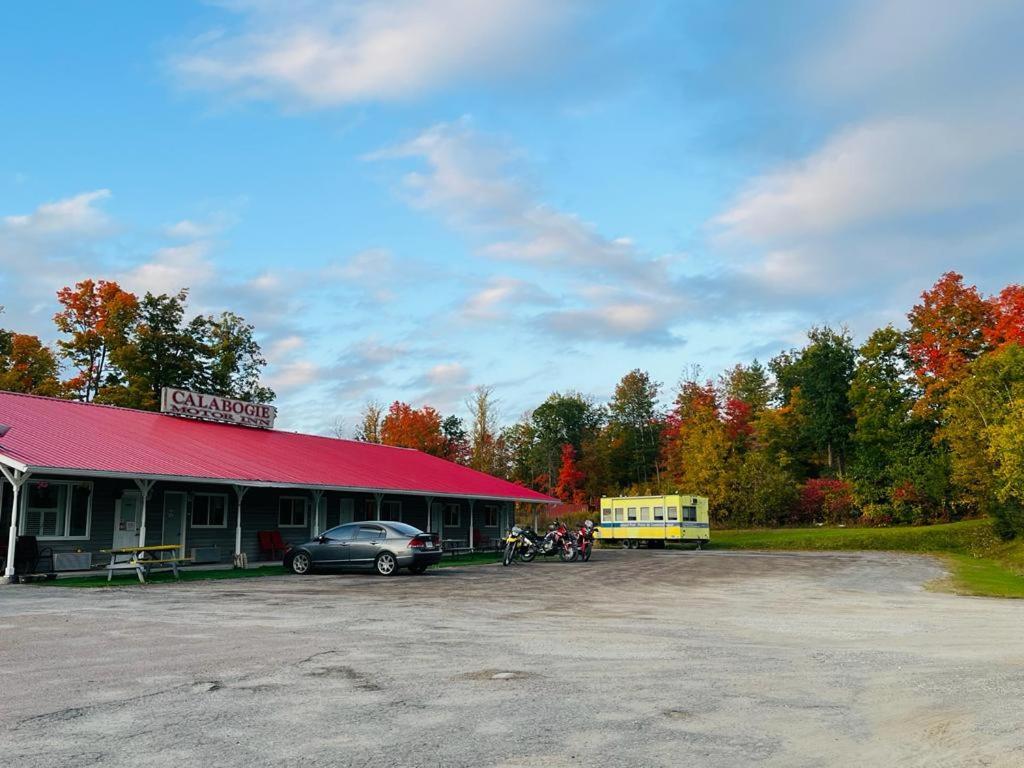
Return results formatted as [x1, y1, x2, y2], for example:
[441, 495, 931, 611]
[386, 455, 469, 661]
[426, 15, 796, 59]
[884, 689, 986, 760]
[134, 479, 156, 548]
[0, 465, 29, 583]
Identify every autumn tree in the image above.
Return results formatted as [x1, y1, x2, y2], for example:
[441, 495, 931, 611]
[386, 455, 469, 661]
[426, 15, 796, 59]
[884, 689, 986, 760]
[720, 360, 772, 414]
[662, 379, 730, 520]
[54, 279, 138, 401]
[529, 392, 604, 487]
[0, 329, 64, 397]
[380, 401, 447, 457]
[907, 272, 995, 415]
[986, 284, 1024, 348]
[355, 400, 384, 442]
[553, 443, 587, 505]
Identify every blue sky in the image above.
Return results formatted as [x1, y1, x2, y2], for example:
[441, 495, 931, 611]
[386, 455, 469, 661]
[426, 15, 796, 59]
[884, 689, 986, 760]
[2, 0, 1022, 433]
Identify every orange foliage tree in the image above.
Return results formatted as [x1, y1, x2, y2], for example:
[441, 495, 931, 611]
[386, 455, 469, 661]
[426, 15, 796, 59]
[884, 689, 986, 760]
[379, 401, 448, 457]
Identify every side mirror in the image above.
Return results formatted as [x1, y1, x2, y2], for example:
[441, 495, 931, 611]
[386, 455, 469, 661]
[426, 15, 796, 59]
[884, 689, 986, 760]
[317, 535, 328, 544]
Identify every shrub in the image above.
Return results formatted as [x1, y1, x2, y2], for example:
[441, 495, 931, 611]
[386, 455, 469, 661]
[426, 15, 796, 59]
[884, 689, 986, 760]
[798, 478, 857, 524]
[859, 503, 894, 527]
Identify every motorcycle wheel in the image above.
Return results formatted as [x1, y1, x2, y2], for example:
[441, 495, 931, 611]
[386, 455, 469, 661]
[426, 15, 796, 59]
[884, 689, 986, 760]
[581, 543, 592, 562]
[520, 548, 536, 562]
[559, 545, 577, 562]
[503, 543, 514, 566]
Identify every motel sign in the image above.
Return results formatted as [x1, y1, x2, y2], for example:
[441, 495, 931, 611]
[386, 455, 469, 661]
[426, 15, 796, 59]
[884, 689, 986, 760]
[160, 387, 277, 429]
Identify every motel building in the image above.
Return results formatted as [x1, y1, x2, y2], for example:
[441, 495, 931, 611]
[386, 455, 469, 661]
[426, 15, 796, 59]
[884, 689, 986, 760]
[0, 389, 556, 581]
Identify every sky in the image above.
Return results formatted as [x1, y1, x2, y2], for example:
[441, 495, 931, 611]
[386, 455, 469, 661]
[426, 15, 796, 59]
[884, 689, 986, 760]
[1, 0, 1021, 433]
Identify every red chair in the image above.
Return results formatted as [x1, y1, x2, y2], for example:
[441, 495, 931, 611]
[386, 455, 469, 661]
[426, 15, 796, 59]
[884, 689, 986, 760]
[258, 530, 288, 560]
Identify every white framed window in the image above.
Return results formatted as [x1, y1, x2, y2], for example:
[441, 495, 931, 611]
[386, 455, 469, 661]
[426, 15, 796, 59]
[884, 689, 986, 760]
[192, 493, 228, 528]
[681, 505, 696, 522]
[640, 507, 651, 521]
[443, 503, 461, 527]
[279, 496, 308, 527]
[668, 506, 680, 521]
[20, 480, 92, 540]
[601, 507, 611, 523]
[653, 506, 665, 521]
[627, 507, 637, 521]
[614, 509, 624, 522]
[483, 505, 499, 527]
[381, 500, 402, 522]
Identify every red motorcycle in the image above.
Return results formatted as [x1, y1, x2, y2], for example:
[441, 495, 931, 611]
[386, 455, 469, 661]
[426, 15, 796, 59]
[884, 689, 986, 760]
[574, 519, 598, 562]
[526, 520, 577, 562]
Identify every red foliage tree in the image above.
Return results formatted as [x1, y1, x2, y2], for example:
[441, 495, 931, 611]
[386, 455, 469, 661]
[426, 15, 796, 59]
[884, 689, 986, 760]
[554, 443, 587, 505]
[797, 478, 856, 524]
[723, 397, 754, 443]
[907, 272, 994, 411]
[379, 401, 447, 457]
[986, 284, 1024, 348]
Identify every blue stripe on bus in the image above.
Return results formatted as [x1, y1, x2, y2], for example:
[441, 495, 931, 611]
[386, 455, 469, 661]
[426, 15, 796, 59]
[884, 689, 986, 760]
[599, 521, 710, 529]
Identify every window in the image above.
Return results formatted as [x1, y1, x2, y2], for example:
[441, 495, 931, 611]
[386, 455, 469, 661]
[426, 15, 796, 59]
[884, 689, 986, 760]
[483, 505, 499, 527]
[385, 522, 422, 537]
[682, 505, 697, 522]
[279, 496, 308, 527]
[640, 507, 651, 521]
[356, 526, 384, 541]
[667, 506, 679, 521]
[443, 503, 461, 527]
[614, 509, 624, 522]
[653, 506, 664, 521]
[20, 481, 91, 540]
[601, 508, 611, 523]
[627, 507, 637, 521]
[192, 493, 228, 528]
[323, 524, 357, 541]
[380, 500, 402, 522]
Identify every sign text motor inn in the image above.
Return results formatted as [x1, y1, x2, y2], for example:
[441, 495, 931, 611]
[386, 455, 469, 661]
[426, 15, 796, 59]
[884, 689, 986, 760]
[0, 390, 555, 581]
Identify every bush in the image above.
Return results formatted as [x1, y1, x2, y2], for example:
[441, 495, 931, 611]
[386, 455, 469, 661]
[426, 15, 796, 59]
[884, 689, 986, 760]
[798, 478, 857, 524]
[991, 497, 1024, 541]
[859, 503, 894, 527]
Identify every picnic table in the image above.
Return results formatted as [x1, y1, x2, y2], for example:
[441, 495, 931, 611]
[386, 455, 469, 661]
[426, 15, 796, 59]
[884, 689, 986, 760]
[100, 544, 189, 584]
[442, 538, 472, 555]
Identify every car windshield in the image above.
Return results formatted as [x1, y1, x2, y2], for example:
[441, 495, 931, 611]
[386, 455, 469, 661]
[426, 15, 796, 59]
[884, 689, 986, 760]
[385, 522, 422, 537]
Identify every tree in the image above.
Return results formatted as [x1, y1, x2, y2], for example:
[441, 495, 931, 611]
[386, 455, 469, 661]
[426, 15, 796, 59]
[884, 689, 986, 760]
[441, 414, 470, 464]
[725, 450, 798, 527]
[0, 330, 64, 397]
[54, 279, 138, 401]
[529, 392, 604, 487]
[944, 343, 1024, 529]
[720, 360, 772, 414]
[662, 379, 731, 519]
[194, 311, 274, 403]
[986, 284, 1024, 348]
[771, 327, 856, 474]
[553, 443, 587, 505]
[103, 290, 204, 409]
[467, 386, 503, 475]
[380, 402, 447, 456]
[607, 369, 662, 487]
[355, 400, 384, 443]
[907, 272, 994, 414]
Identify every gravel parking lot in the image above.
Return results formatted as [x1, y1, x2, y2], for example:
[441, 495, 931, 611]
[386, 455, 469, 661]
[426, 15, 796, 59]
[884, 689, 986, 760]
[2, 549, 1023, 768]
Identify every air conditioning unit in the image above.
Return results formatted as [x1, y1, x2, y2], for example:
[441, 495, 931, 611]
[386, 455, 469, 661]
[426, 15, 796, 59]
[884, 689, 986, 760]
[54, 552, 92, 571]
[191, 547, 221, 564]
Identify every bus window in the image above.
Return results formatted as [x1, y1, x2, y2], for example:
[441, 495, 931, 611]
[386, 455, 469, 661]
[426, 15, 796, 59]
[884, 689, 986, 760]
[640, 507, 650, 521]
[667, 506, 678, 521]
[602, 508, 612, 523]
[614, 509, 624, 522]
[653, 506, 664, 521]
[627, 507, 637, 521]
[682, 505, 697, 522]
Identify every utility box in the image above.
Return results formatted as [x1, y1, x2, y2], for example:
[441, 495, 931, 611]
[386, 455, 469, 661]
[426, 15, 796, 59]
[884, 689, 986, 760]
[191, 547, 221, 564]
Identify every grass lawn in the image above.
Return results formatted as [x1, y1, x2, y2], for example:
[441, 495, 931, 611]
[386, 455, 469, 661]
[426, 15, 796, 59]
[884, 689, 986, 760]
[40, 551, 504, 587]
[710, 518, 1024, 599]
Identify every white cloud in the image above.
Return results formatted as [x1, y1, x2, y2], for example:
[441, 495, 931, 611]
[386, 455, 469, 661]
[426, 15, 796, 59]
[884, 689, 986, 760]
[461, 276, 552, 320]
[3, 189, 112, 237]
[174, 0, 575, 107]
[119, 241, 218, 297]
[265, 359, 322, 392]
[374, 120, 672, 284]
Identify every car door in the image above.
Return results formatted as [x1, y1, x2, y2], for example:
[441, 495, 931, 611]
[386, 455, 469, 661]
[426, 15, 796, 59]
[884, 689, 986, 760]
[348, 525, 386, 567]
[311, 524, 358, 566]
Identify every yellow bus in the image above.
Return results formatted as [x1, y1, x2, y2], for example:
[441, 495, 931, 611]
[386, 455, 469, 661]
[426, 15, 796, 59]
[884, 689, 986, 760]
[594, 494, 710, 549]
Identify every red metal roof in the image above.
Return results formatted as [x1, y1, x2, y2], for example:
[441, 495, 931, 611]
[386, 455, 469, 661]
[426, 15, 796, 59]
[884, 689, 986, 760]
[0, 392, 555, 503]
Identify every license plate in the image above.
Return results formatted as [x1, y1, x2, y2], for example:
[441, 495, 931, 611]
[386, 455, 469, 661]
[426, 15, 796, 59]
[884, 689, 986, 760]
[424, 541, 434, 549]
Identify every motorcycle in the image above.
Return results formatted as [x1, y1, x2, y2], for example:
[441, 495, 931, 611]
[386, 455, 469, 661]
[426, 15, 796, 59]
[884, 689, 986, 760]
[574, 519, 598, 562]
[533, 520, 577, 562]
[502, 526, 533, 566]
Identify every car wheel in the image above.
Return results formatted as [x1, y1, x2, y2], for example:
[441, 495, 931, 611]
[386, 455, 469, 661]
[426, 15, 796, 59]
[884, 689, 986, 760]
[289, 551, 311, 575]
[409, 564, 429, 574]
[375, 552, 398, 576]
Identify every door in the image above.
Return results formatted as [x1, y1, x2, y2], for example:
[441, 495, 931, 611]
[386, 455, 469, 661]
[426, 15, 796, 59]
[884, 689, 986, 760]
[348, 525, 386, 566]
[113, 491, 142, 550]
[311, 523, 358, 566]
[162, 492, 187, 558]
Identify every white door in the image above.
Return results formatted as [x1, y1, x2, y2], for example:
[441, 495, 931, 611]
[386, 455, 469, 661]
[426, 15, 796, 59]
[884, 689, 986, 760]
[113, 491, 142, 550]
[162, 491, 187, 558]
